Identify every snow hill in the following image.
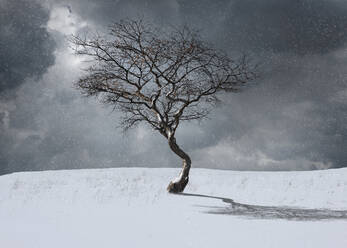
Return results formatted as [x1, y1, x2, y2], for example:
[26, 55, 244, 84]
[1, 168, 347, 248]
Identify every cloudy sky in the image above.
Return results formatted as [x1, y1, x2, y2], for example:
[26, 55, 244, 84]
[1, 0, 347, 175]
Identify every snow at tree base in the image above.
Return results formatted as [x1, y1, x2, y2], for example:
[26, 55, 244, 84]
[1, 167, 347, 248]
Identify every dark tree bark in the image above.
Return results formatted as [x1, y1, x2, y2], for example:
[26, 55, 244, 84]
[167, 135, 191, 193]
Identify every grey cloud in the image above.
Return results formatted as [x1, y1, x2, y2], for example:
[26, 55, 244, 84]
[45, 0, 347, 55]
[51, 0, 180, 28]
[188, 52, 347, 170]
[221, 0, 347, 55]
[0, 45, 175, 175]
[0, 0, 56, 92]
[1, 0, 347, 175]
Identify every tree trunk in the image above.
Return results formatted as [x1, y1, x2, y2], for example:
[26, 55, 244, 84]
[167, 135, 191, 193]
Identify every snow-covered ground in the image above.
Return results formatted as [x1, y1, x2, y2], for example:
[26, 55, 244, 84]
[0, 167, 347, 248]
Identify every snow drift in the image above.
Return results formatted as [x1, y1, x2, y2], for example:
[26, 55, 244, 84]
[0, 168, 347, 248]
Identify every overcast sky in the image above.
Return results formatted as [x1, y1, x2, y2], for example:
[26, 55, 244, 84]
[1, 0, 347, 175]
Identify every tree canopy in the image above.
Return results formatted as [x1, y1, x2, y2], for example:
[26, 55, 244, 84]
[70, 19, 257, 192]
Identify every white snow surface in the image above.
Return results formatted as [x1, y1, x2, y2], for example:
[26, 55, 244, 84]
[1, 167, 347, 248]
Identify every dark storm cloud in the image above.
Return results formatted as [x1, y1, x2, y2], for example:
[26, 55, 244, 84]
[1, 0, 347, 175]
[194, 53, 347, 170]
[173, 0, 347, 169]
[0, 0, 56, 92]
[53, 0, 347, 55]
[0, 0, 56, 174]
[52, 0, 180, 28]
[221, 0, 347, 55]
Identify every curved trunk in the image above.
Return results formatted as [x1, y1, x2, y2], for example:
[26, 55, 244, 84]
[167, 135, 191, 193]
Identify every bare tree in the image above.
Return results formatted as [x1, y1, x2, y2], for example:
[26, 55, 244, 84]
[70, 19, 256, 193]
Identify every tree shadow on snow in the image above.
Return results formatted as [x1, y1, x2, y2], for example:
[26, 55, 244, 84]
[177, 193, 347, 221]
